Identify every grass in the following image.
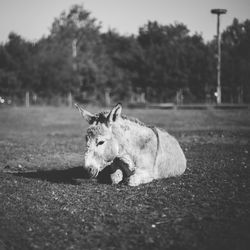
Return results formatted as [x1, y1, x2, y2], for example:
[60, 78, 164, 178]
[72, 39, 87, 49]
[0, 106, 250, 250]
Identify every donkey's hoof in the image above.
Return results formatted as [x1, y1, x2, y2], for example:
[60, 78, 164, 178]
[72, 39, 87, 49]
[111, 169, 123, 184]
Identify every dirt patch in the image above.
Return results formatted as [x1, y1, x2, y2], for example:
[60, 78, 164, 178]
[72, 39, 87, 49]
[1, 107, 250, 249]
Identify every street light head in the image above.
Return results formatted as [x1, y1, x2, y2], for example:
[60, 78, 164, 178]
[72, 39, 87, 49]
[211, 9, 227, 15]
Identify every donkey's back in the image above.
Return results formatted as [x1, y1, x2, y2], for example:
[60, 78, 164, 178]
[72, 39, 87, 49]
[154, 128, 186, 179]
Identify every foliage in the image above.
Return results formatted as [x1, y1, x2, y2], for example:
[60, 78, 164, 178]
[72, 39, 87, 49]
[0, 4, 249, 104]
[137, 21, 214, 102]
[221, 18, 250, 102]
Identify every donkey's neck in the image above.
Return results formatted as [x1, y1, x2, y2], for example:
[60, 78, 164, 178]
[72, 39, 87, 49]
[113, 117, 155, 157]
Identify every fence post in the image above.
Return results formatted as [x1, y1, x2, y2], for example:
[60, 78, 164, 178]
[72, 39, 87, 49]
[68, 92, 73, 107]
[105, 88, 111, 107]
[25, 91, 30, 107]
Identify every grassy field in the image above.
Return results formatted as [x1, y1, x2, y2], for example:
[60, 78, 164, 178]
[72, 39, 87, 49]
[0, 106, 250, 250]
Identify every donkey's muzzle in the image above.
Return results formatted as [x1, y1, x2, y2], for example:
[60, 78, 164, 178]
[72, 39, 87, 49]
[84, 152, 102, 178]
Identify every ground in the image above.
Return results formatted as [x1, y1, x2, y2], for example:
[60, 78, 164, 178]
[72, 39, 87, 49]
[0, 106, 250, 250]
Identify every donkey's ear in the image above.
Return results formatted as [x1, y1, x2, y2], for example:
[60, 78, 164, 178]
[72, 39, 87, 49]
[75, 103, 95, 124]
[107, 103, 122, 125]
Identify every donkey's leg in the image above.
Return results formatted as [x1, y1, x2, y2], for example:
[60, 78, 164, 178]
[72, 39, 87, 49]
[118, 154, 135, 172]
[110, 155, 135, 184]
[128, 169, 153, 186]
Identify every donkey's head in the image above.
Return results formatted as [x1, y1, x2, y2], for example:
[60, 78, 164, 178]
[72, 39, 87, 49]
[75, 103, 123, 177]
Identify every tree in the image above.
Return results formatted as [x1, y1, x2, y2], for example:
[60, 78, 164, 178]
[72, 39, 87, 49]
[137, 21, 212, 102]
[101, 30, 143, 102]
[1, 3, 249, 105]
[221, 18, 250, 102]
[0, 33, 37, 101]
[47, 4, 111, 103]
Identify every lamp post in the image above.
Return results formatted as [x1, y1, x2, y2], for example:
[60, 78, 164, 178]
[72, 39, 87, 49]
[211, 8, 227, 104]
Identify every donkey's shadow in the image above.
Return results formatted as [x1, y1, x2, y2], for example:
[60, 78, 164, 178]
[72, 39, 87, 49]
[14, 166, 90, 185]
[14, 166, 113, 185]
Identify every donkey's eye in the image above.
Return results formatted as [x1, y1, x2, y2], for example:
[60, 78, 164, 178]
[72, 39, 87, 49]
[97, 140, 105, 146]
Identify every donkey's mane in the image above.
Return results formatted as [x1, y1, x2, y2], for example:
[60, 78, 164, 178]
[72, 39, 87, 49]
[93, 111, 150, 128]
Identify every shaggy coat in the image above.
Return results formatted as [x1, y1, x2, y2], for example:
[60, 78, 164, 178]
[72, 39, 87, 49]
[75, 103, 186, 186]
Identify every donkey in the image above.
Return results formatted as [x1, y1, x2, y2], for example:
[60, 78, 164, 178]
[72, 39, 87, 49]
[75, 103, 186, 186]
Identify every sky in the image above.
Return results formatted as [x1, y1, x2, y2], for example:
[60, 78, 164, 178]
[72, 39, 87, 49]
[0, 0, 250, 43]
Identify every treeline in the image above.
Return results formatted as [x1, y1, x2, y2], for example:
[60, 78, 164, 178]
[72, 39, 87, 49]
[0, 4, 250, 105]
